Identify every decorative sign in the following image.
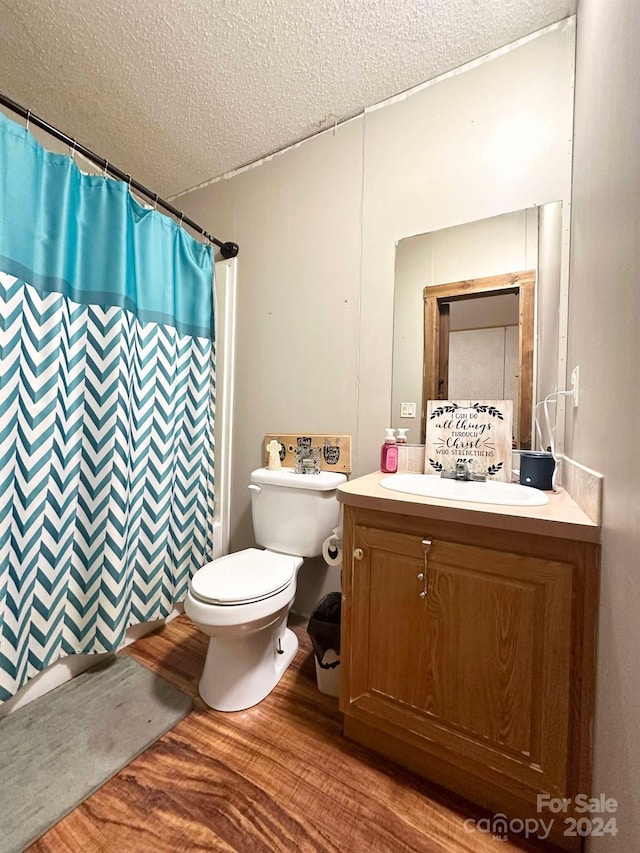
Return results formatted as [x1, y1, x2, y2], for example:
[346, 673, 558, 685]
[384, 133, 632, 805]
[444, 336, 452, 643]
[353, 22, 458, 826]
[264, 434, 352, 473]
[424, 400, 513, 482]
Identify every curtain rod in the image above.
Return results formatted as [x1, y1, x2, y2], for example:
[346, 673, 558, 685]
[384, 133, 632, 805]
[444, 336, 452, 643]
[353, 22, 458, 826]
[0, 92, 239, 259]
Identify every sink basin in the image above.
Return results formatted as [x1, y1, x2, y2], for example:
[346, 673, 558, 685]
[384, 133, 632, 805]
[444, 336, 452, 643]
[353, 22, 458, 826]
[379, 474, 549, 507]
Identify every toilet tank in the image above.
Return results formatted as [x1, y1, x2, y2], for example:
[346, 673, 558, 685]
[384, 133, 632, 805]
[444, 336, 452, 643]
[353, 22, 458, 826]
[249, 467, 347, 558]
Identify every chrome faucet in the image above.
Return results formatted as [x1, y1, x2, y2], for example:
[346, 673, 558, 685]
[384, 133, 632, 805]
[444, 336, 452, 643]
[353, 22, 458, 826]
[441, 460, 486, 482]
[455, 460, 471, 480]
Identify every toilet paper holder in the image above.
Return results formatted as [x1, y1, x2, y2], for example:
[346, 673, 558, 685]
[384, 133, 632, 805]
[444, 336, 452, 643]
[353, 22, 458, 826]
[322, 529, 343, 566]
[327, 535, 342, 559]
[323, 511, 344, 566]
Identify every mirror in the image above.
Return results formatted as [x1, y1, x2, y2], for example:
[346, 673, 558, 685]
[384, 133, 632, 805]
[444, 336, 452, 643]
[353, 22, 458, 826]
[391, 204, 563, 448]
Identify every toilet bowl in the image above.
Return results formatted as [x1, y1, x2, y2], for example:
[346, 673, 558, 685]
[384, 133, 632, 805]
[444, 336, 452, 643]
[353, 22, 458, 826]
[184, 467, 346, 711]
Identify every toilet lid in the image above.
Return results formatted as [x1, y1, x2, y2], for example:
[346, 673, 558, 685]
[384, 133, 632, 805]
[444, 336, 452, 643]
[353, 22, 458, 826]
[190, 548, 299, 605]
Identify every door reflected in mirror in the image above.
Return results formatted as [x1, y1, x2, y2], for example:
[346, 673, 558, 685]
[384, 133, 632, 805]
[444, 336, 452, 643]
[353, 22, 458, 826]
[423, 271, 534, 449]
[391, 204, 563, 449]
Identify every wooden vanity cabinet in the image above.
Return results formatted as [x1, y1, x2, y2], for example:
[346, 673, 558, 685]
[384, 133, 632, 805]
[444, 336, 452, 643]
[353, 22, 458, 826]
[340, 505, 599, 853]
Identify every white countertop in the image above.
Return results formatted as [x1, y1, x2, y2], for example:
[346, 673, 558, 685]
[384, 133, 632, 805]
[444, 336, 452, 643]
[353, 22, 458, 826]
[338, 472, 601, 543]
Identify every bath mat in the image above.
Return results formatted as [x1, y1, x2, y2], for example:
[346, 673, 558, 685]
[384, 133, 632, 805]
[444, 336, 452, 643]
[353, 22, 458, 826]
[0, 655, 192, 853]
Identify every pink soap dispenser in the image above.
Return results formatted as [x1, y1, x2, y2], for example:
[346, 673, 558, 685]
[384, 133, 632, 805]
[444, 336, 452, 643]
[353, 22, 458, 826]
[380, 428, 398, 474]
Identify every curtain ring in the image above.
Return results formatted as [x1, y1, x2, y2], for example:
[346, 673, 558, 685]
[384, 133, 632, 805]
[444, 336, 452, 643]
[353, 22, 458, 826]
[25, 109, 31, 133]
[103, 159, 109, 178]
[179, 212, 184, 227]
[153, 193, 158, 210]
[126, 174, 132, 194]
[69, 138, 77, 160]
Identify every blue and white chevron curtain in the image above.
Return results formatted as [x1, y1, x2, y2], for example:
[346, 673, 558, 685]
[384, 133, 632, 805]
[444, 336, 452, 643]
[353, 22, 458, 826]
[0, 112, 216, 701]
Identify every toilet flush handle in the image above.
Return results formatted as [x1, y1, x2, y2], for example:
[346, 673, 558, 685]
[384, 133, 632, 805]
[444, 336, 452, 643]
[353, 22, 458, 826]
[248, 484, 261, 493]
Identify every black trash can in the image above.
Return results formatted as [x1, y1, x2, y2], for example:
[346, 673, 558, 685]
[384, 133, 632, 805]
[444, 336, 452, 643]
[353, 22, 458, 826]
[307, 592, 341, 697]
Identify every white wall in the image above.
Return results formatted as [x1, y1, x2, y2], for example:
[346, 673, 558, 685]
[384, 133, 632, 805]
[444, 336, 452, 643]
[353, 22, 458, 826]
[448, 326, 519, 433]
[358, 23, 574, 474]
[566, 1, 640, 849]
[179, 120, 364, 553]
[178, 24, 576, 602]
[449, 294, 520, 331]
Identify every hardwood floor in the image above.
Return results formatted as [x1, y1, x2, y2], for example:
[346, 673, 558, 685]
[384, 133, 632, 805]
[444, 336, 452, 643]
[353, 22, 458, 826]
[28, 614, 549, 853]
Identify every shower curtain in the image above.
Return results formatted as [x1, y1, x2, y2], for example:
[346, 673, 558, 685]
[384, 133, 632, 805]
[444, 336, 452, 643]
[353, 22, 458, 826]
[0, 112, 215, 701]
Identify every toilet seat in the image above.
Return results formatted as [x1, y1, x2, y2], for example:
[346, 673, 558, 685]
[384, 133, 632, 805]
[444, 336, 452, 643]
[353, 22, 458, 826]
[190, 548, 299, 606]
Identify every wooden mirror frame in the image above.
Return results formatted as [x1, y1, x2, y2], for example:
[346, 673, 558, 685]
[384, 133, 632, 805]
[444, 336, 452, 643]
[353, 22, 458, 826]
[421, 270, 535, 449]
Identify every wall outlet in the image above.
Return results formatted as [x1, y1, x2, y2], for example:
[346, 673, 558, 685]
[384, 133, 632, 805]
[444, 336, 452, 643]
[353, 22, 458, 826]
[571, 365, 579, 408]
[400, 402, 417, 418]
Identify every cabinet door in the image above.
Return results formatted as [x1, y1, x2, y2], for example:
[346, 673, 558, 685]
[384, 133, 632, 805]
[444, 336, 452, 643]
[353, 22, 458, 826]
[344, 525, 573, 796]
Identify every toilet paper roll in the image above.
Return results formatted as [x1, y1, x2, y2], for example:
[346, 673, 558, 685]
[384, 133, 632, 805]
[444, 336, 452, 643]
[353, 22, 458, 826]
[322, 535, 343, 567]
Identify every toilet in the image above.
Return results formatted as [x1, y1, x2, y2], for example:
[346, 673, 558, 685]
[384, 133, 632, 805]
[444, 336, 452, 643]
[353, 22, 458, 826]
[184, 466, 346, 711]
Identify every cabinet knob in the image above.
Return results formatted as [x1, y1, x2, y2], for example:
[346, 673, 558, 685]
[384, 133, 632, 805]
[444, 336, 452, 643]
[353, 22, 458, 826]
[419, 590, 427, 599]
[417, 572, 425, 581]
[353, 548, 364, 561]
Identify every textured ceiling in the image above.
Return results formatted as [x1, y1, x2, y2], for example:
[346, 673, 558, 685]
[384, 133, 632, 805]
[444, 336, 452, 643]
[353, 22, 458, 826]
[0, 0, 575, 197]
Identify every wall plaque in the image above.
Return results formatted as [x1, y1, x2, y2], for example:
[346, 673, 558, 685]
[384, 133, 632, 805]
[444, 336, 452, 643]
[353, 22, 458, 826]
[263, 434, 352, 474]
[424, 400, 513, 482]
